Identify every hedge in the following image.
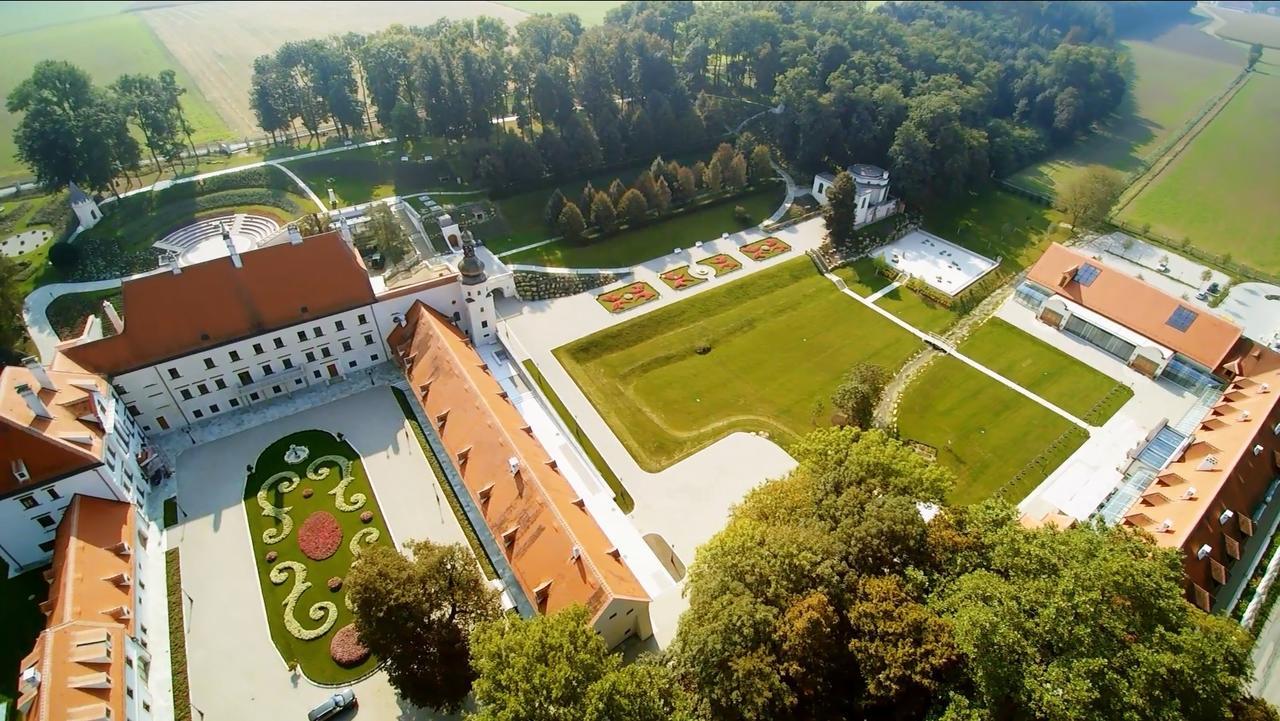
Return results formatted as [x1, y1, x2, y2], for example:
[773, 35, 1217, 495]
[198, 166, 295, 194]
[166, 548, 192, 721]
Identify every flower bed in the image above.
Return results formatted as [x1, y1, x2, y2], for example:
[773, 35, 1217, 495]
[596, 281, 660, 313]
[297, 511, 343, 561]
[739, 236, 791, 261]
[329, 624, 370, 668]
[242, 429, 392, 685]
[658, 265, 706, 291]
[698, 254, 742, 276]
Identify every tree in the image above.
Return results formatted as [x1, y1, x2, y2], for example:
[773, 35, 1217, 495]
[633, 169, 658, 207]
[703, 160, 723, 192]
[829, 361, 889, 429]
[674, 166, 697, 204]
[558, 201, 586, 243]
[1060, 166, 1124, 231]
[1249, 43, 1264, 70]
[112, 74, 184, 172]
[821, 170, 857, 244]
[47, 242, 80, 270]
[544, 188, 567, 230]
[346, 541, 499, 712]
[608, 178, 627, 206]
[470, 608, 691, 721]
[654, 176, 673, 215]
[295, 213, 331, 237]
[0, 256, 26, 364]
[749, 144, 772, 183]
[726, 153, 749, 189]
[590, 190, 617, 232]
[618, 188, 649, 224]
[389, 101, 420, 140]
[578, 181, 598, 218]
[364, 203, 411, 265]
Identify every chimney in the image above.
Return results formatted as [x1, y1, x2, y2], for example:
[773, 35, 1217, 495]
[221, 222, 242, 268]
[15, 383, 52, 419]
[338, 214, 353, 244]
[169, 257, 182, 275]
[288, 223, 303, 245]
[101, 300, 124, 334]
[22, 356, 56, 391]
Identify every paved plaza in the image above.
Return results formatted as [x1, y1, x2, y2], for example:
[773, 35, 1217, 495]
[871, 228, 998, 296]
[170, 387, 468, 721]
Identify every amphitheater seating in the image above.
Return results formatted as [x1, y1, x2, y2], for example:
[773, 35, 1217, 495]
[153, 214, 281, 256]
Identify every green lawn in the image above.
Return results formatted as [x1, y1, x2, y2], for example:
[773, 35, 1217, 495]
[556, 257, 922, 470]
[0, 560, 48, 705]
[486, 150, 711, 253]
[284, 140, 471, 207]
[242, 430, 392, 685]
[1007, 24, 1243, 197]
[0, 13, 229, 184]
[496, 1, 623, 26]
[166, 548, 192, 721]
[506, 182, 785, 268]
[921, 189, 1071, 276]
[959, 318, 1134, 426]
[522, 360, 631, 512]
[837, 258, 959, 336]
[1117, 71, 1280, 274]
[896, 356, 1090, 506]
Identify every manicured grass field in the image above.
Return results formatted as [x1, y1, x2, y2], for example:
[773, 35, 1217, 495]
[284, 141, 471, 206]
[497, 1, 623, 26]
[506, 182, 785, 268]
[0, 560, 48, 705]
[0, 13, 229, 184]
[242, 430, 392, 685]
[959, 318, 1134, 426]
[1007, 24, 1243, 197]
[521, 360, 632, 512]
[486, 150, 710, 253]
[556, 257, 922, 470]
[921, 189, 1071, 276]
[896, 356, 1090, 506]
[837, 258, 959, 336]
[1116, 71, 1280, 274]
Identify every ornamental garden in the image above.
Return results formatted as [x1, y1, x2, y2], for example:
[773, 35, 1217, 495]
[241, 430, 391, 685]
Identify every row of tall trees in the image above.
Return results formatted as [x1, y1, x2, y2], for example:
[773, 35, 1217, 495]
[7, 61, 198, 194]
[344, 426, 1271, 720]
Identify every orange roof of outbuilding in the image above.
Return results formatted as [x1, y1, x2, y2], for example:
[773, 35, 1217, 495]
[0, 359, 109, 497]
[1122, 344, 1280, 548]
[1026, 243, 1241, 369]
[17, 495, 136, 721]
[63, 232, 375, 375]
[389, 302, 647, 622]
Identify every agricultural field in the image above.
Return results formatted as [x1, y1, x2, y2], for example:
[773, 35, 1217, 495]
[1202, 4, 1280, 48]
[0, 12, 229, 185]
[1006, 22, 1244, 197]
[1116, 70, 1280, 275]
[896, 356, 1090, 506]
[140, 1, 528, 139]
[0, 1, 131, 36]
[556, 258, 923, 470]
[497, 1, 624, 25]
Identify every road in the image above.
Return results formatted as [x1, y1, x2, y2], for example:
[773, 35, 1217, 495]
[1254, 606, 1280, 704]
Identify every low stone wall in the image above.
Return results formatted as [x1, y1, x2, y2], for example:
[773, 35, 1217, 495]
[513, 268, 627, 301]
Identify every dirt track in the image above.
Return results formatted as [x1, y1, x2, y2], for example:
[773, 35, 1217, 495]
[141, 1, 527, 138]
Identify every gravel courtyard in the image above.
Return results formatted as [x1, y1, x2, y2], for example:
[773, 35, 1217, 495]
[171, 387, 470, 721]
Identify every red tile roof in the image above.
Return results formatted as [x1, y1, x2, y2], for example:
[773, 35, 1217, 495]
[0, 359, 109, 497]
[389, 302, 647, 623]
[1026, 243, 1242, 369]
[63, 232, 375, 375]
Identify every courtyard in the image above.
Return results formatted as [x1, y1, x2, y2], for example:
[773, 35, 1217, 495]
[171, 387, 473, 720]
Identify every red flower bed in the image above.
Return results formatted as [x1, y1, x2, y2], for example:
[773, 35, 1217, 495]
[329, 624, 370, 667]
[297, 511, 343, 561]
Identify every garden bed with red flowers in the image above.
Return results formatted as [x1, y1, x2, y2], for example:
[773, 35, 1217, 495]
[596, 281, 660, 313]
[658, 265, 707, 291]
[242, 429, 393, 685]
[698, 253, 743, 276]
[739, 236, 791, 261]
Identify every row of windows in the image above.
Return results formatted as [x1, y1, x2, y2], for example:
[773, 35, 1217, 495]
[186, 353, 382, 421]
[163, 313, 372, 381]
[17, 486, 61, 510]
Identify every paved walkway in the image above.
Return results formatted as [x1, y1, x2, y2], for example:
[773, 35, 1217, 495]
[23, 277, 128, 362]
[170, 387, 462, 721]
[266, 160, 325, 211]
[864, 280, 901, 303]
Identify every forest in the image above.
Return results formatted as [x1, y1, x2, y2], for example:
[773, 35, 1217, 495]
[244, 1, 1195, 202]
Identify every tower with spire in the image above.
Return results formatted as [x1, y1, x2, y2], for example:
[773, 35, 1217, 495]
[68, 181, 102, 230]
[457, 235, 497, 345]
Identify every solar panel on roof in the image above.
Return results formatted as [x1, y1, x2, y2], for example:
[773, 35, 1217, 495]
[1166, 306, 1198, 332]
[1073, 263, 1101, 286]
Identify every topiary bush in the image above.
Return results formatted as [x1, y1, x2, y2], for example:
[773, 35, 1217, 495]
[47, 241, 80, 269]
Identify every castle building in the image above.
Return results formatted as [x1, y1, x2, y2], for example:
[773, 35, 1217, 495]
[811, 164, 900, 227]
[68, 182, 102, 231]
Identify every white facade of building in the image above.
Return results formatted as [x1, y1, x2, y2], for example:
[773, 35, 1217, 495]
[0, 387, 147, 573]
[811, 164, 900, 228]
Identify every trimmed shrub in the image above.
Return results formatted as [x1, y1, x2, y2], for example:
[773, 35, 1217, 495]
[47, 242, 80, 269]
